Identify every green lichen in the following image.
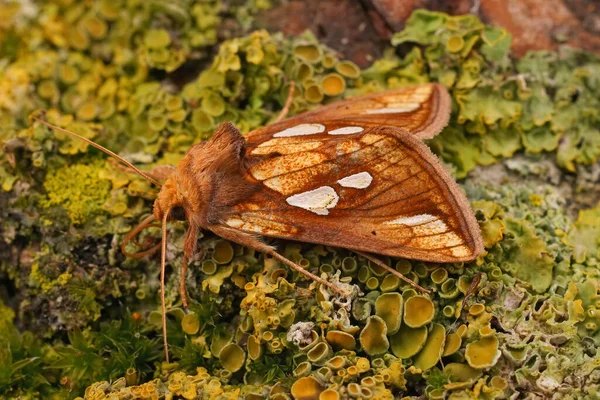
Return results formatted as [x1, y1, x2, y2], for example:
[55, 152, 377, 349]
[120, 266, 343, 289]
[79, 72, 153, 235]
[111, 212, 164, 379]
[564, 202, 600, 264]
[362, 10, 600, 178]
[496, 217, 554, 293]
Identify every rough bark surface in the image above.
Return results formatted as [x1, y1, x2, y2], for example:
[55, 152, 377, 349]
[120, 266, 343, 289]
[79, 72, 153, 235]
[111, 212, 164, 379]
[255, 0, 388, 67]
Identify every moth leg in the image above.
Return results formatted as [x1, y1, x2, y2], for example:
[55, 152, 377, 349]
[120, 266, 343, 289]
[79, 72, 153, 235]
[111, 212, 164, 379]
[210, 225, 345, 296]
[268, 250, 346, 296]
[451, 271, 483, 330]
[109, 159, 176, 181]
[356, 251, 431, 294]
[273, 81, 296, 123]
[180, 225, 199, 308]
[122, 214, 162, 258]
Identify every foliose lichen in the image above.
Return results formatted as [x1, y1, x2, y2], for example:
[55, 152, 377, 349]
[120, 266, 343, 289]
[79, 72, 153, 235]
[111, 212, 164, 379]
[359, 10, 600, 178]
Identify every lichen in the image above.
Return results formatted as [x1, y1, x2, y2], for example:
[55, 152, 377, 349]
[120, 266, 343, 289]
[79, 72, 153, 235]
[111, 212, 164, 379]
[2, 4, 600, 400]
[370, 10, 600, 178]
[563, 202, 600, 264]
[41, 160, 111, 225]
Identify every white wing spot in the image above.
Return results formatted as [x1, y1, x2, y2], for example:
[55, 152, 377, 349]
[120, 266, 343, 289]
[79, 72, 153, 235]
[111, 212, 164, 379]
[413, 219, 448, 236]
[337, 172, 373, 189]
[252, 138, 323, 155]
[250, 151, 327, 181]
[225, 218, 244, 228]
[273, 123, 325, 137]
[451, 245, 471, 257]
[363, 103, 420, 114]
[225, 217, 297, 235]
[384, 214, 437, 226]
[328, 126, 364, 135]
[286, 186, 339, 215]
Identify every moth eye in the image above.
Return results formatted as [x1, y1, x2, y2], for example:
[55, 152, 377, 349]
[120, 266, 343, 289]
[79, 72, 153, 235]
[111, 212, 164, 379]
[169, 206, 186, 221]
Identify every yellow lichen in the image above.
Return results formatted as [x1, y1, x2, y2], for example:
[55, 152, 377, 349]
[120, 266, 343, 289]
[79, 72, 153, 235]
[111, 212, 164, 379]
[359, 316, 390, 356]
[403, 295, 435, 328]
[390, 324, 428, 359]
[41, 160, 111, 225]
[465, 335, 501, 369]
[325, 330, 356, 351]
[181, 314, 200, 335]
[321, 73, 346, 96]
[219, 343, 246, 372]
[375, 293, 403, 335]
[413, 323, 446, 371]
[291, 376, 324, 400]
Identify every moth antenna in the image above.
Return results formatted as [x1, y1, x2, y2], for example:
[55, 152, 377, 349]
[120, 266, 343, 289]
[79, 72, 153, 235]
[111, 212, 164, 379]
[32, 116, 163, 188]
[356, 251, 431, 294]
[122, 214, 162, 258]
[161, 211, 170, 363]
[273, 80, 296, 123]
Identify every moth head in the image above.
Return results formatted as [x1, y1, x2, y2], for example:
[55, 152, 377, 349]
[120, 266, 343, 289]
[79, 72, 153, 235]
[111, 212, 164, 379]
[152, 141, 212, 227]
[153, 177, 186, 223]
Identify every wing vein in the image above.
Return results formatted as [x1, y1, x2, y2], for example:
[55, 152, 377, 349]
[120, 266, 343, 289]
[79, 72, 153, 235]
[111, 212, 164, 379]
[254, 134, 391, 181]
[352, 172, 429, 209]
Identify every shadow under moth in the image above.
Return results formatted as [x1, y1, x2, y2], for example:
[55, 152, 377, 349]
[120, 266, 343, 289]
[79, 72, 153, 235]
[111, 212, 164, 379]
[34, 82, 484, 361]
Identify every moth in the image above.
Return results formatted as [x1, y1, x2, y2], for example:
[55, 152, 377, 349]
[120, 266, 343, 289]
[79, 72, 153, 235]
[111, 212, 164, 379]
[34, 82, 484, 362]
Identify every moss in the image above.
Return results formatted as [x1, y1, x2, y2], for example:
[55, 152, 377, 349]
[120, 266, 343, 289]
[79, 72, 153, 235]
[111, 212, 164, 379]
[0, 300, 49, 396]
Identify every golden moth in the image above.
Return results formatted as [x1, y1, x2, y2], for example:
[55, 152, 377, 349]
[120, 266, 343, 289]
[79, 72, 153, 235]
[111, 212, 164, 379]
[34, 82, 483, 361]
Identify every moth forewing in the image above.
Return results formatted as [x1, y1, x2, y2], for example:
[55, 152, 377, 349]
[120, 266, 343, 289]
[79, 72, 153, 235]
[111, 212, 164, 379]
[224, 125, 484, 263]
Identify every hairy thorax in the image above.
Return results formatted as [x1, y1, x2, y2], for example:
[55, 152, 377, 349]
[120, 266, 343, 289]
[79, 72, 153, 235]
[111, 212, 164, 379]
[153, 123, 259, 228]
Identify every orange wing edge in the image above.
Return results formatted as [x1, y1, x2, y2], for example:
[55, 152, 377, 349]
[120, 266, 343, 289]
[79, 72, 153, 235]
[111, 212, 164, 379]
[399, 129, 484, 261]
[417, 83, 453, 140]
